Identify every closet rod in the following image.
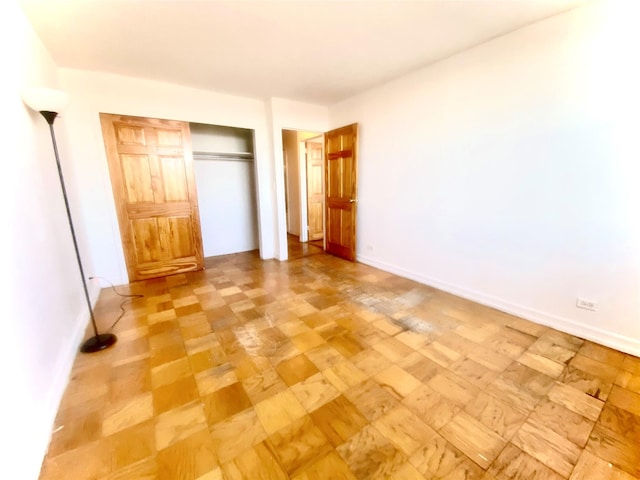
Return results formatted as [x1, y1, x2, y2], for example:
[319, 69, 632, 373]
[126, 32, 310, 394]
[192, 151, 254, 163]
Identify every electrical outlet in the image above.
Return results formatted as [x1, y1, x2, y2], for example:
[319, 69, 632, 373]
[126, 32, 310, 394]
[576, 297, 597, 311]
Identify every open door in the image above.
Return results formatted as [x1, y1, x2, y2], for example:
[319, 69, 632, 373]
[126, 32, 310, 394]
[100, 113, 204, 281]
[306, 141, 324, 241]
[325, 123, 358, 261]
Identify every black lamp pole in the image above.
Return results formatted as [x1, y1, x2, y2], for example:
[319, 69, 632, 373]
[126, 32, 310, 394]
[40, 110, 117, 353]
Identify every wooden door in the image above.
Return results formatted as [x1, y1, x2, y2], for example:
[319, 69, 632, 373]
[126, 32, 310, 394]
[100, 114, 204, 281]
[306, 142, 324, 241]
[325, 124, 358, 261]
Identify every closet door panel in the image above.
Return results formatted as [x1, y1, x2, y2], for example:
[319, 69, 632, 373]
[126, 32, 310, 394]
[101, 113, 204, 281]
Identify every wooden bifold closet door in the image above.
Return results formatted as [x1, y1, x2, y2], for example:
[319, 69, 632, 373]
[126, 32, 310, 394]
[100, 114, 204, 282]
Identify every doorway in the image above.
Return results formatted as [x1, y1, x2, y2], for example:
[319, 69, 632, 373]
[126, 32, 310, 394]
[281, 129, 325, 259]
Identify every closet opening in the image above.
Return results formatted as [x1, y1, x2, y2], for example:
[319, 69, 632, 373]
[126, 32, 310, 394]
[190, 122, 259, 259]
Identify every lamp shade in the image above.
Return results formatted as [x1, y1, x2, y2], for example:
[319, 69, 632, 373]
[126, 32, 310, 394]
[21, 87, 69, 113]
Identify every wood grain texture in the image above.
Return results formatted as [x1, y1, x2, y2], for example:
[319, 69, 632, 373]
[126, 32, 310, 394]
[325, 123, 357, 261]
[306, 141, 325, 242]
[100, 113, 203, 281]
[37, 241, 640, 480]
[440, 412, 507, 469]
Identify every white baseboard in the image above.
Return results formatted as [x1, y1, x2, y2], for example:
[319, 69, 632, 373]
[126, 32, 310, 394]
[357, 254, 640, 357]
[34, 284, 98, 477]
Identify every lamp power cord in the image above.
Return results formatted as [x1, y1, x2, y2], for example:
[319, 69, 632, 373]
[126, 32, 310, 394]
[88, 276, 144, 332]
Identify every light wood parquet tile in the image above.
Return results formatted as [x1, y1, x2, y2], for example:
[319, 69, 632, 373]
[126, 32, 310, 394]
[449, 357, 500, 388]
[156, 428, 218, 480]
[350, 347, 393, 377]
[202, 382, 252, 426]
[547, 381, 605, 421]
[402, 383, 459, 431]
[487, 443, 564, 480]
[108, 419, 155, 471]
[154, 401, 208, 450]
[336, 424, 408, 479]
[615, 369, 640, 395]
[579, 341, 626, 367]
[344, 378, 400, 422]
[40, 440, 112, 480]
[242, 368, 288, 404]
[464, 392, 527, 441]
[265, 416, 332, 477]
[102, 392, 154, 436]
[47, 407, 103, 458]
[420, 340, 463, 367]
[528, 398, 594, 448]
[99, 457, 157, 480]
[559, 364, 614, 402]
[291, 451, 357, 480]
[485, 327, 536, 360]
[511, 417, 582, 477]
[466, 344, 514, 373]
[426, 371, 480, 408]
[489, 363, 554, 414]
[517, 351, 566, 378]
[409, 432, 485, 479]
[373, 365, 422, 400]
[309, 395, 368, 448]
[275, 354, 319, 387]
[586, 423, 640, 477]
[621, 355, 640, 375]
[396, 351, 443, 383]
[440, 412, 507, 469]
[373, 406, 436, 458]
[290, 372, 340, 412]
[221, 441, 288, 480]
[37, 245, 640, 480]
[597, 403, 640, 455]
[570, 450, 638, 480]
[254, 390, 307, 435]
[209, 407, 267, 464]
[608, 385, 640, 417]
[371, 336, 415, 362]
[152, 375, 199, 415]
[322, 359, 368, 393]
[195, 363, 238, 396]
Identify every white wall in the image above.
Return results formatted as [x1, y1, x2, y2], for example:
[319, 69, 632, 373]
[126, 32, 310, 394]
[58, 69, 276, 285]
[190, 122, 254, 154]
[330, 1, 640, 355]
[191, 123, 259, 256]
[268, 98, 329, 259]
[2, 2, 95, 478]
[194, 161, 259, 256]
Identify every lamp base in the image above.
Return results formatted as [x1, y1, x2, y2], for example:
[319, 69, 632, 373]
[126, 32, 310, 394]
[80, 333, 117, 353]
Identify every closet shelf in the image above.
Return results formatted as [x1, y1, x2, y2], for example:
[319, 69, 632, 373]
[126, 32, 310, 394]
[193, 151, 254, 163]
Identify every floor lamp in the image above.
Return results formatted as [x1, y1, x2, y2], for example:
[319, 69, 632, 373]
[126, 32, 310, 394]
[22, 87, 117, 353]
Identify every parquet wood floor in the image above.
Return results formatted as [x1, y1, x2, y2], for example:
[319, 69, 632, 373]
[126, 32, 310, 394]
[39, 245, 640, 480]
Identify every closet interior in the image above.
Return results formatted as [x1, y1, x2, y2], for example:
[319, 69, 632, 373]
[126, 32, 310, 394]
[190, 122, 259, 257]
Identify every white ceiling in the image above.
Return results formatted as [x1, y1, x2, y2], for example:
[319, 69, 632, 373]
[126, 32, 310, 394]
[21, 0, 590, 105]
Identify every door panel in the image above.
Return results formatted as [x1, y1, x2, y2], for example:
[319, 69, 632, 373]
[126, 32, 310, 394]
[325, 124, 358, 261]
[121, 154, 153, 202]
[101, 113, 204, 281]
[160, 156, 189, 201]
[306, 142, 324, 241]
